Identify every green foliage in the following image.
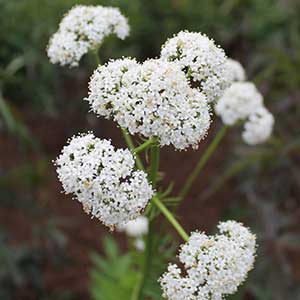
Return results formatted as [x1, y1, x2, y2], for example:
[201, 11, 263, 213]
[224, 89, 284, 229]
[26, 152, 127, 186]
[90, 236, 139, 300]
[90, 234, 176, 300]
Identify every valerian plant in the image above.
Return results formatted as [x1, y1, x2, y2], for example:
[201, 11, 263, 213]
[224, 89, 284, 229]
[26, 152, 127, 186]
[47, 5, 275, 300]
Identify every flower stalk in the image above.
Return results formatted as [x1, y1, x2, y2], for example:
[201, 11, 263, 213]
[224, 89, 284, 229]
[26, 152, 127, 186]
[179, 125, 227, 200]
[152, 196, 189, 241]
[133, 138, 155, 154]
[93, 46, 101, 66]
[122, 129, 145, 171]
[134, 141, 159, 300]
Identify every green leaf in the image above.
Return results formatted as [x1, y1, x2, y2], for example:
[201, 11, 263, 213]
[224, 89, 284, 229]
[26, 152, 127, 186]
[103, 236, 119, 259]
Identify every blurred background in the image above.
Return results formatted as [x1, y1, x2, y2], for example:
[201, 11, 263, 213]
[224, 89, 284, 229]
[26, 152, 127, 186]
[0, 0, 300, 299]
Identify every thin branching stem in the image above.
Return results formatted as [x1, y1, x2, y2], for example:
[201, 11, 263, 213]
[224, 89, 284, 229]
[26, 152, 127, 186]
[134, 142, 160, 300]
[121, 129, 145, 171]
[152, 196, 189, 242]
[179, 125, 227, 200]
[133, 138, 155, 154]
[149, 143, 160, 187]
[93, 46, 101, 66]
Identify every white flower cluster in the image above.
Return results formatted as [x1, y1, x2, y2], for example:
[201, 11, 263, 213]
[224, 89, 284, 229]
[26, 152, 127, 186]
[225, 58, 246, 82]
[120, 216, 149, 238]
[87, 58, 139, 118]
[215, 82, 274, 144]
[47, 5, 130, 67]
[160, 220, 256, 300]
[242, 106, 275, 145]
[160, 31, 230, 103]
[215, 82, 263, 126]
[55, 133, 153, 228]
[86, 58, 211, 150]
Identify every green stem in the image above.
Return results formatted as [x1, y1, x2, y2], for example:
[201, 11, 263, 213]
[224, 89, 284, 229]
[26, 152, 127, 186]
[136, 221, 154, 300]
[93, 47, 101, 66]
[179, 125, 227, 200]
[149, 143, 159, 187]
[130, 272, 143, 300]
[133, 143, 159, 300]
[152, 196, 189, 242]
[133, 139, 154, 154]
[121, 129, 145, 171]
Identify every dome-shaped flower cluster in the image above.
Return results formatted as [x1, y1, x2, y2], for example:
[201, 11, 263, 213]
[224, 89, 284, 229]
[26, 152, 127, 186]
[215, 82, 263, 126]
[225, 58, 246, 82]
[86, 58, 211, 150]
[47, 5, 129, 67]
[159, 220, 256, 300]
[55, 133, 153, 228]
[87, 58, 139, 118]
[160, 31, 230, 103]
[215, 82, 274, 145]
[242, 106, 275, 145]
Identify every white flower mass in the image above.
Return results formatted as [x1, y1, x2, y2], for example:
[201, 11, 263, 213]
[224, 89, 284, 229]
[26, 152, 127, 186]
[121, 216, 149, 237]
[242, 106, 274, 145]
[215, 82, 263, 126]
[215, 81, 274, 145]
[160, 221, 256, 300]
[86, 58, 211, 150]
[225, 58, 246, 82]
[160, 31, 230, 103]
[55, 133, 153, 228]
[47, 5, 130, 67]
[87, 57, 139, 119]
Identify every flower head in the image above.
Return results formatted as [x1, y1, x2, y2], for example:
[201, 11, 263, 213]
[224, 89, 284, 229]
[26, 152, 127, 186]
[160, 31, 230, 103]
[87, 57, 139, 118]
[55, 133, 153, 228]
[226, 58, 246, 82]
[87, 58, 211, 150]
[242, 106, 274, 145]
[47, 5, 130, 67]
[215, 82, 263, 126]
[160, 221, 256, 300]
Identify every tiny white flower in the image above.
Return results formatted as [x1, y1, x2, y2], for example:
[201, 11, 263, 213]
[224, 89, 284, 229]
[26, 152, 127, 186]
[160, 221, 257, 300]
[160, 30, 230, 103]
[242, 106, 274, 145]
[55, 133, 153, 228]
[134, 238, 146, 251]
[47, 5, 130, 67]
